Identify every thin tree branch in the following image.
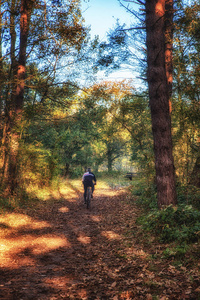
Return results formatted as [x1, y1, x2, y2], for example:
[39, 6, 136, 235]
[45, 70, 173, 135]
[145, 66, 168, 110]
[119, 1, 144, 22]
[120, 0, 145, 5]
[119, 26, 146, 31]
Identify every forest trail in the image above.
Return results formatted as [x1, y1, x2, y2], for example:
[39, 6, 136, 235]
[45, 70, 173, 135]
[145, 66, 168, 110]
[0, 180, 199, 300]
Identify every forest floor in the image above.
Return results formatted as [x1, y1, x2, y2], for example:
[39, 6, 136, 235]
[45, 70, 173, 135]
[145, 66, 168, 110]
[0, 179, 199, 300]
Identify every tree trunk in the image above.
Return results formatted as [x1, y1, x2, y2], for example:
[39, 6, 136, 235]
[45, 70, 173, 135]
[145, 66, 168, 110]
[165, 0, 173, 113]
[1, 0, 17, 187]
[0, 2, 3, 121]
[16, 0, 32, 114]
[107, 143, 113, 173]
[3, 0, 33, 194]
[190, 156, 200, 188]
[65, 163, 70, 176]
[145, 0, 177, 208]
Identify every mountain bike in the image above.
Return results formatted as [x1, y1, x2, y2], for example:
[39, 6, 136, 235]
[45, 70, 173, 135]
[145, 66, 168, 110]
[86, 186, 92, 209]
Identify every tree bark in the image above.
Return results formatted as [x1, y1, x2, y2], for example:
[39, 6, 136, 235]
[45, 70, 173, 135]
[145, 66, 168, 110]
[164, 0, 173, 113]
[107, 143, 113, 172]
[16, 0, 32, 114]
[1, 0, 17, 187]
[145, 0, 177, 208]
[0, 2, 3, 119]
[3, 0, 33, 194]
[190, 156, 200, 188]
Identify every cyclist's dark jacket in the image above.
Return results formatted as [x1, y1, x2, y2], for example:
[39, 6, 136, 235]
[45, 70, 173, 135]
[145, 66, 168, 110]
[82, 171, 96, 186]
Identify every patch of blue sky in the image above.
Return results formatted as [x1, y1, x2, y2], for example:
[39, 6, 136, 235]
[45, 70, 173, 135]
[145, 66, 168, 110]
[80, 0, 144, 88]
[81, 0, 138, 40]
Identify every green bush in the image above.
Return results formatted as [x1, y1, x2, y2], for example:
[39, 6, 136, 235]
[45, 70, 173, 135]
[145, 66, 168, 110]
[133, 182, 157, 209]
[177, 185, 200, 210]
[68, 166, 84, 178]
[134, 182, 200, 245]
[20, 143, 59, 186]
[139, 205, 200, 244]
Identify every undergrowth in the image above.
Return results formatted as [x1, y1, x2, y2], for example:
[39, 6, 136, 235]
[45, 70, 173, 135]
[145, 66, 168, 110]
[97, 171, 133, 189]
[132, 181, 200, 249]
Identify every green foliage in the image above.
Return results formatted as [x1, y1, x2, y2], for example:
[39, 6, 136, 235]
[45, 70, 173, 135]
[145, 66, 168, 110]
[172, 2, 200, 186]
[20, 143, 59, 187]
[96, 22, 129, 72]
[162, 245, 188, 259]
[176, 184, 200, 210]
[134, 181, 200, 245]
[133, 182, 157, 209]
[0, 194, 14, 212]
[143, 205, 200, 243]
[0, 182, 38, 211]
[138, 203, 200, 244]
[97, 171, 131, 189]
[0, 0, 199, 208]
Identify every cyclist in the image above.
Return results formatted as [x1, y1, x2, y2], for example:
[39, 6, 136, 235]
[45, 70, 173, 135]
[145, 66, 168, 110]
[82, 167, 96, 203]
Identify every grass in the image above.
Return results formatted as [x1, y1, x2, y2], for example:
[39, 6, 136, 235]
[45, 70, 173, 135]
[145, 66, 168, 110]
[97, 171, 139, 190]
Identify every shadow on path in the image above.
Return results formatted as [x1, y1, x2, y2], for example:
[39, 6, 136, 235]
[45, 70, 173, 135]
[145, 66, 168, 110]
[0, 182, 199, 299]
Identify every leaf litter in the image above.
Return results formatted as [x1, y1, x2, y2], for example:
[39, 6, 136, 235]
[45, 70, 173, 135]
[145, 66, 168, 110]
[0, 184, 199, 299]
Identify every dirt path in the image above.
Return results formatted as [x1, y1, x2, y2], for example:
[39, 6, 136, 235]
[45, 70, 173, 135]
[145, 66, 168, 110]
[0, 181, 199, 299]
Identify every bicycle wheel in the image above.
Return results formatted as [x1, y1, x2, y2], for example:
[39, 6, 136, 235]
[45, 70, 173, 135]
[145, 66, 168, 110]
[86, 186, 91, 209]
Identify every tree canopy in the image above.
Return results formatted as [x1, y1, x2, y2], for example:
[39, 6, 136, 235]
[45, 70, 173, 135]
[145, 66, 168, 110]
[0, 0, 199, 208]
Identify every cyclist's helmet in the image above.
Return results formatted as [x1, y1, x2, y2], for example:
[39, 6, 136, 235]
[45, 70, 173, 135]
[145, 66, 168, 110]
[87, 167, 91, 172]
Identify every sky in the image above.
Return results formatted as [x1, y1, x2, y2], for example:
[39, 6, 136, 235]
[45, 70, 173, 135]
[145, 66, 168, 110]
[80, 0, 140, 83]
[81, 0, 137, 40]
